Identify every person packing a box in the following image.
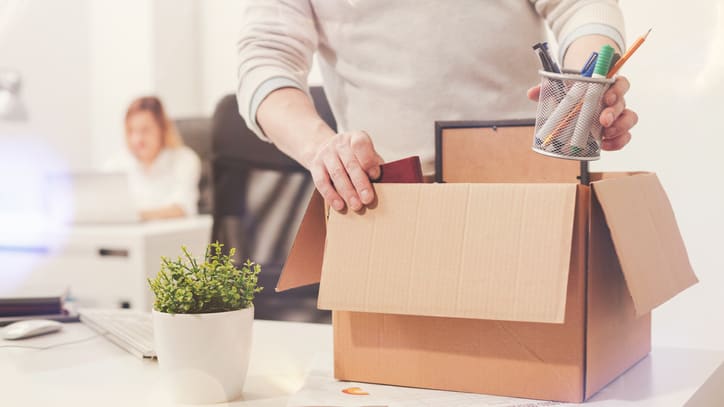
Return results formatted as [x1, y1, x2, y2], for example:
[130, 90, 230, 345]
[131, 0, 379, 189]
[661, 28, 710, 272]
[236, 0, 638, 210]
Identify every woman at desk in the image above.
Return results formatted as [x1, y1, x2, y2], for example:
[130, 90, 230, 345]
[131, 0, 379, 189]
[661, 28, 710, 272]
[105, 96, 201, 221]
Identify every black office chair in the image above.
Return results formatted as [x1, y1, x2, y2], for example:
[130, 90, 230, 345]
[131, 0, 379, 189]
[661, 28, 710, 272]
[211, 87, 336, 323]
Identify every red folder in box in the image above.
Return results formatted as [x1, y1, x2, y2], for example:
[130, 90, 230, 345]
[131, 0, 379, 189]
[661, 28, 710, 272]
[375, 156, 424, 183]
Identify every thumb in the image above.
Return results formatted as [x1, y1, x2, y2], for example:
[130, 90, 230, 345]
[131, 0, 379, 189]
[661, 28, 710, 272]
[527, 85, 541, 101]
[367, 154, 384, 180]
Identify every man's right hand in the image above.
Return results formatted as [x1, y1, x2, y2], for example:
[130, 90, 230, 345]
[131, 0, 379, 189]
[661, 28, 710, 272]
[256, 88, 383, 212]
[306, 131, 383, 212]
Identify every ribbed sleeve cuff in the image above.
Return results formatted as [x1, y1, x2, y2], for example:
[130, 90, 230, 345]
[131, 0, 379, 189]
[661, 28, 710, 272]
[237, 67, 304, 141]
[555, 1, 626, 62]
[559, 23, 626, 64]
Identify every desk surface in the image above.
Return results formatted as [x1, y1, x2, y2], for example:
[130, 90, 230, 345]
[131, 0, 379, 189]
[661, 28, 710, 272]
[1, 320, 331, 407]
[2, 215, 213, 249]
[1, 320, 721, 407]
[63, 215, 213, 236]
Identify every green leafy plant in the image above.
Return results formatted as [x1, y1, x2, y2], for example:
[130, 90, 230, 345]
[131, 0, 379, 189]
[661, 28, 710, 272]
[148, 242, 263, 314]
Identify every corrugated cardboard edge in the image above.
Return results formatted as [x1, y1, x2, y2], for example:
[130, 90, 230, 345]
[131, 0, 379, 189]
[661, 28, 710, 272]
[318, 183, 577, 323]
[585, 186, 652, 399]
[591, 173, 698, 315]
[275, 192, 326, 292]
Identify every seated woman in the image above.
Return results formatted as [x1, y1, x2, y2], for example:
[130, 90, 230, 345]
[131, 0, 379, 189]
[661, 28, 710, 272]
[105, 96, 201, 221]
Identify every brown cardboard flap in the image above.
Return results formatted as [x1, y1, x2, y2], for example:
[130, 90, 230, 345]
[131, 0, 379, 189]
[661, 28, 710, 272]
[318, 183, 578, 323]
[276, 192, 326, 292]
[592, 173, 698, 315]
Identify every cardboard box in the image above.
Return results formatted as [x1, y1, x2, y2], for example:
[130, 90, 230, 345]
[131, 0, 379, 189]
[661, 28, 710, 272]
[277, 125, 698, 403]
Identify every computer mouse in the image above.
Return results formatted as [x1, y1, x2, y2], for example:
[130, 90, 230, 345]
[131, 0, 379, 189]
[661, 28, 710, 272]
[2, 319, 63, 340]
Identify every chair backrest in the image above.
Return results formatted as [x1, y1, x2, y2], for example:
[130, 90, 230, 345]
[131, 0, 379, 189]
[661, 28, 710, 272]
[175, 117, 213, 214]
[211, 86, 337, 265]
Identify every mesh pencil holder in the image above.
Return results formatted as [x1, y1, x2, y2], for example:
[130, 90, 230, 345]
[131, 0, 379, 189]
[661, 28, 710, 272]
[532, 70, 615, 161]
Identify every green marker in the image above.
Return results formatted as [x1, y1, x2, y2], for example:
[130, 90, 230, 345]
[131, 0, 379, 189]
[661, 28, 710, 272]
[592, 45, 615, 79]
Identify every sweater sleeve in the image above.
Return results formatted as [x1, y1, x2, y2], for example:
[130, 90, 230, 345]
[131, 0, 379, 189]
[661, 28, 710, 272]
[530, 0, 626, 64]
[237, 0, 318, 140]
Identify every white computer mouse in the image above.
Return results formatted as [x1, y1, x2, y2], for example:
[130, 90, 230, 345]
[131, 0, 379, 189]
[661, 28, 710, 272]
[2, 319, 63, 340]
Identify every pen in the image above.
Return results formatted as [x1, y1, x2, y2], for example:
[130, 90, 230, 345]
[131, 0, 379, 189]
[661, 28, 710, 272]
[533, 43, 554, 72]
[532, 42, 566, 132]
[609, 53, 621, 75]
[569, 45, 615, 154]
[536, 80, 588, 146]
[580, 52, 598, 76]
[540, 42, 561, 73]
[541, 45, 612, 147]
[542, 52, 599, 151]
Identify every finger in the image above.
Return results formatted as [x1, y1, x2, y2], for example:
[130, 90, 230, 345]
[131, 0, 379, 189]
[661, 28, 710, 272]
[323, 153, 362, 211]
[603, 109, 639, 139]
[336, 136, 376, 205]
[601, 131, 631, 151]
[599, 99, 626, 127]
[527, 85, 541, 101]
[310, 163, 345, 211]
[603, 76, 630, 107]
[350, 132, 383, 180]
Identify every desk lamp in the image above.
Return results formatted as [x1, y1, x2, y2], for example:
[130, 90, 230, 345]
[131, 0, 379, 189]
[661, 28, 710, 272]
[0, 69, 27, 121]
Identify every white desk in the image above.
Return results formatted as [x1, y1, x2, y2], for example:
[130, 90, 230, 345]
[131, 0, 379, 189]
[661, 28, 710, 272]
[1, 320, 721, 407]
[1, 216, 212, 310]
[0, 320, 332, 407]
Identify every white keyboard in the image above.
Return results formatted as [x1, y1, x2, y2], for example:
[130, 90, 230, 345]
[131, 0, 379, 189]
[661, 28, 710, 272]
[79, 309, 156, 359]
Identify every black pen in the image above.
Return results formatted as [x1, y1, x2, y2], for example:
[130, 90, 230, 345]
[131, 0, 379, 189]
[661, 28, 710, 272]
[540, 42, 561, 73]
[533, 43, 554, 72]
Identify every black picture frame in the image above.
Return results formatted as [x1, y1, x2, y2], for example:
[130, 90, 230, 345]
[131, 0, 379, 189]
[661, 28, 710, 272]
[434, 119, 589, 184]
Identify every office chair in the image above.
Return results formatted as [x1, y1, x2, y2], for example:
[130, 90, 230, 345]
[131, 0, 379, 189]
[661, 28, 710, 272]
[210, 87, 336, 323]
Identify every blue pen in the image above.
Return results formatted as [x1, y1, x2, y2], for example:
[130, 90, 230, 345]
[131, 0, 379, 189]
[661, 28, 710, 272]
[580, 52, 598, 77]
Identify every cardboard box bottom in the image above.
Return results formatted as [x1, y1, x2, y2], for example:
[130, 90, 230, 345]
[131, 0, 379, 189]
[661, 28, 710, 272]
[333, 310, 591, 402]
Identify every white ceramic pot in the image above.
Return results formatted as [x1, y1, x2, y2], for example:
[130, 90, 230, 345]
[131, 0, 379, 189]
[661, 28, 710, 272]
[152, 307, 254, 404]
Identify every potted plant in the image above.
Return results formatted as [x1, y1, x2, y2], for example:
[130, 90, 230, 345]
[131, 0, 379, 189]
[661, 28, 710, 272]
[148, 242, 262, 404]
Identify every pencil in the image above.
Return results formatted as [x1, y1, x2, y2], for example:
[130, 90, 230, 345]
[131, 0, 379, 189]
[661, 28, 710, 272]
[543, 30, 651, 146]
[606, 28, 651, 78]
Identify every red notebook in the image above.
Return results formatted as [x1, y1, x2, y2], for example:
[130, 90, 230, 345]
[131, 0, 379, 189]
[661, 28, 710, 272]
[375, 156, 424, 183]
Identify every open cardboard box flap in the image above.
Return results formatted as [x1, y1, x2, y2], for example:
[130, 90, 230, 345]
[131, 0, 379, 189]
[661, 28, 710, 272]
[275, 192, 326, 292]
[591, 172, 698, 315]
[280, 183, 578, 323]
[277, 172, 697, 322]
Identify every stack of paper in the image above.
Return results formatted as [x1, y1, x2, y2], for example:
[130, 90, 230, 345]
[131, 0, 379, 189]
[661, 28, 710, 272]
[288, 353, 562, 407]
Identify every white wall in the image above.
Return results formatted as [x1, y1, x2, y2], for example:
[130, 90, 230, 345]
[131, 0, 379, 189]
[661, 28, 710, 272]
[0, 0, 91, 170]
[594, 1, 724, 350]
[198, 0, 243, 116]
[152, 0, 202, 118]
[89, 0, 201, 167]
[88, 0, 154, 167]
[197, 0, 323, 115]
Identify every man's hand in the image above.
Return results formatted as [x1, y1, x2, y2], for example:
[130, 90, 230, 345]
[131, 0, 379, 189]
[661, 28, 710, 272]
[256, 88, 384, 213]
[306, 131, 383, 212]
[527, 75, 638, 151]
[598, 76, 637, 151]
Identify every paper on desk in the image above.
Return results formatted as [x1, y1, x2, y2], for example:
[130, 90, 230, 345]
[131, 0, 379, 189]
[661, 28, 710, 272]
[287, 353, 563, 407]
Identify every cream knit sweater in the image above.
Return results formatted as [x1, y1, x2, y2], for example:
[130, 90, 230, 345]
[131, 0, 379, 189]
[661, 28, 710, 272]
[237, 0, 625, 174]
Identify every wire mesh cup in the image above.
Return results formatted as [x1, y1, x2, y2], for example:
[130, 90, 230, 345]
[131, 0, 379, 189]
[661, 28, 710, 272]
[532, 70, 615, 160]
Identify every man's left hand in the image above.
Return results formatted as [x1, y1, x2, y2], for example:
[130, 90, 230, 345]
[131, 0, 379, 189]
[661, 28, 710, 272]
[527, 76, 638, 151]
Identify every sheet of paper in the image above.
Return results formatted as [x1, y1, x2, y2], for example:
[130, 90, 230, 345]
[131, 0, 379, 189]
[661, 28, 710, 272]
[287, 352, 565, 407]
